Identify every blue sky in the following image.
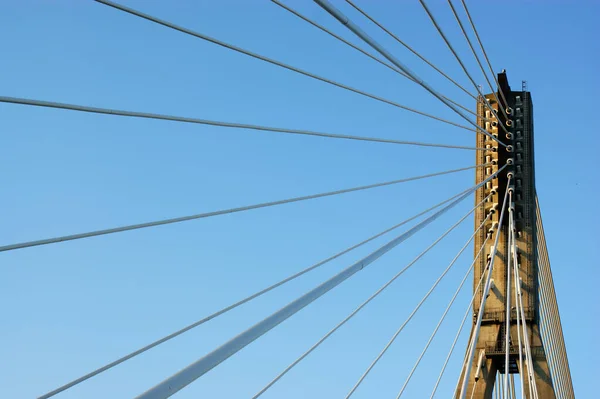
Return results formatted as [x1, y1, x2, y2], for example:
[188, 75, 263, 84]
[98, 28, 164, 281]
[1, 0, 598, 398]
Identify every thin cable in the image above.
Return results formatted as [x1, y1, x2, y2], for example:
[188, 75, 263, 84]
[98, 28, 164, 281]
[459, 176, 512, 399]
[419, 0, 508, 125]
[135, 169, 504, 399]
[537, 242, 569, 398]
[346, 197, 492, 398]
[535, 290, 561, 397]
[536, 197, 575, 398]
[37, 186, 472, 399]
[396, 213, 491, 398]
[1, 163, 489, 253]
[430, 241, 490, 399]
[271, 0, 482, 120]
[538, 297, 565, 399]
[538, 274, 569, 397]
[93, 0, 474, 132]
[543, 289, 569, 399]
[417, 0, 510, 137]
[253, 193, 491, 399]
[446, 0, 507, 121]
[314, 0, 507, 147]
[459, 0, 509, 110]
[345, 0, 476, 100]
[273, 0, 410, 81]
[0, 96, 486, 151]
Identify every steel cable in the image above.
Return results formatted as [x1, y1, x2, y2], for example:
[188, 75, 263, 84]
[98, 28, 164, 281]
[313, 0, 507, 147]
[253, 194, 491, 399]
[133, 169, 504, 399]
[36, 185, 475, 399]
[418, 0, 510, 136]
[93, 0, 475, 131]
[0, 96, 485, 151]
[345, 0, 476, 100]
[271, 0, 482, 120]
[347, 198, 491, 398]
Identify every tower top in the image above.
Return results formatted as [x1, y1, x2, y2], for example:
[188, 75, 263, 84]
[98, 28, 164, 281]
[498, 71, 512, 94]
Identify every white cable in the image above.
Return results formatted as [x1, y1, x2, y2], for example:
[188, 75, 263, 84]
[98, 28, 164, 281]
[458, 177, 512, 399]
[509, 209, 525, 399]
[504, 192, 514, 398]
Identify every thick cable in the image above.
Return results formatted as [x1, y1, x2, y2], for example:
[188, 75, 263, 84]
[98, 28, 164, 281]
[512, 225, 537, 399]
[345, 0, 476, 100]
[1, 163, 489, 253]
[459, 0, 509, 110]
[313, 0, 507, 147]
[510, 375, 517, 399]
[396, 213, 491, 398]
[271, 0, 482, 120]
[512, 210, 538, 399]
[417, 0, 510, 137]
[509, 209, 525, 399]
[346, 196, 491, 398]
[253, 193, 491, 399]
[504, 191, 514, 398]
[92, 0, 474, 131]
[516, 271, 538, 399]
[458, 176, 511, 399]
[431, 240, 490, 399]
[0, 96, 486, 151]
[134, 169, 504, 399]
[37, 186, 473, 399]
[446, 0, 507, 121]
[470, 382, 478, 399]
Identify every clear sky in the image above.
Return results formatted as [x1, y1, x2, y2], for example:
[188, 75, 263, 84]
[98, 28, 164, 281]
[1, 1, 598, 398]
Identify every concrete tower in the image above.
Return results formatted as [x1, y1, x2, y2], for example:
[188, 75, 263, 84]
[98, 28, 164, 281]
[458, 72, 556, 398]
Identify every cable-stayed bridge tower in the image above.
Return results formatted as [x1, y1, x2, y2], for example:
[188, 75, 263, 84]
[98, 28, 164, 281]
[457, 72, 574, 398]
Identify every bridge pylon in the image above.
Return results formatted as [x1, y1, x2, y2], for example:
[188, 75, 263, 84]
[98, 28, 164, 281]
[456, 71, 556, 398]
